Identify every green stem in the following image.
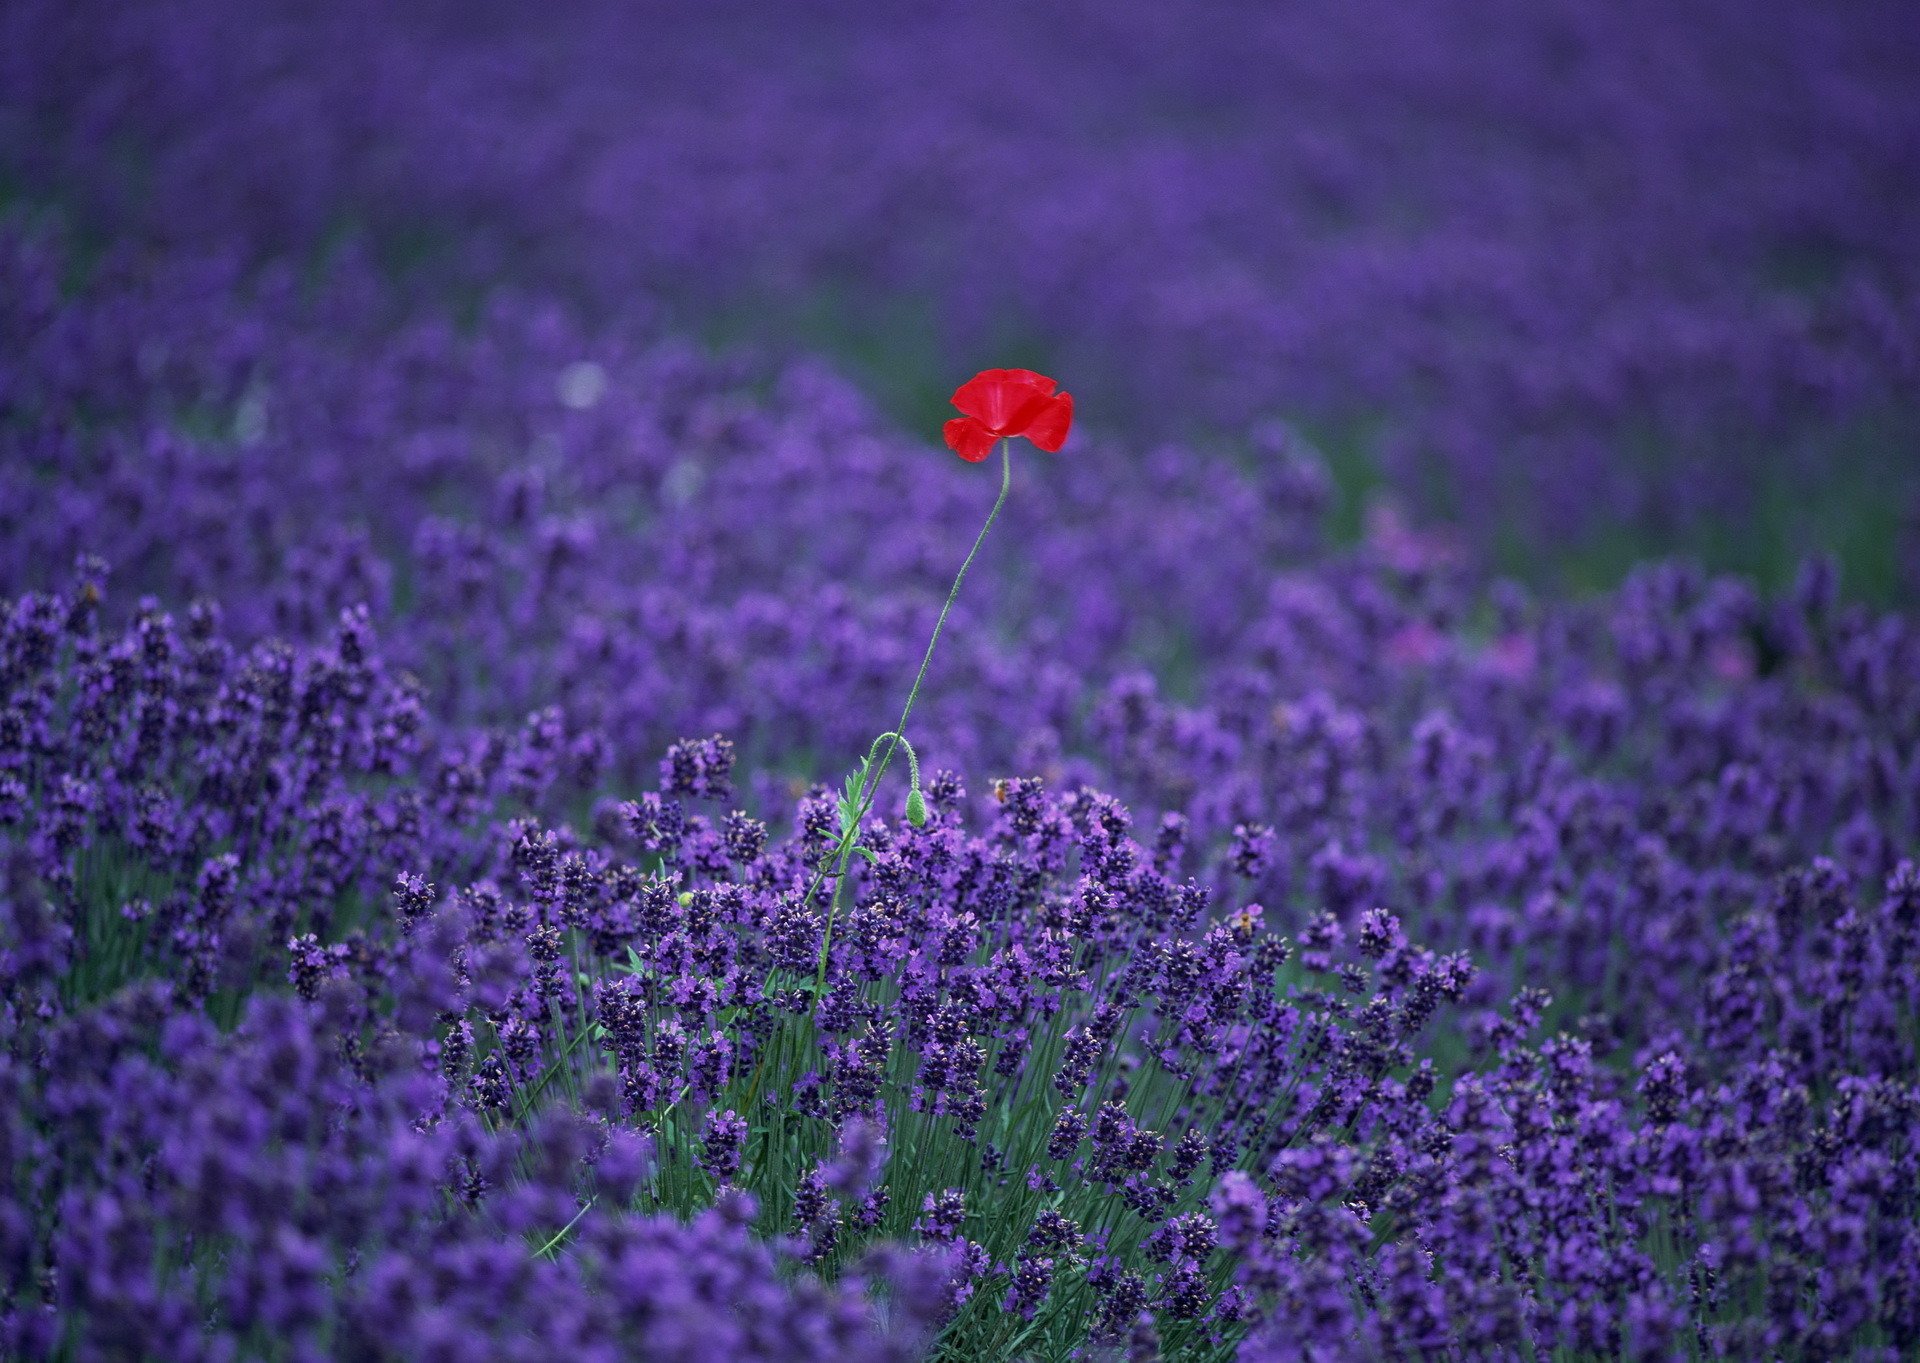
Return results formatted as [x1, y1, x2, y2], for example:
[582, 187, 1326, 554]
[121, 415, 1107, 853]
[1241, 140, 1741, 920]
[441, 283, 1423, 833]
[802, 437, 1014, 922]
[509, 1025, 589, 1123]
[870, 438, 1011, 800]
[864, 730, 921, 797]
[533, 1195, 597, 1259]
[740, 440, 1015, 1132]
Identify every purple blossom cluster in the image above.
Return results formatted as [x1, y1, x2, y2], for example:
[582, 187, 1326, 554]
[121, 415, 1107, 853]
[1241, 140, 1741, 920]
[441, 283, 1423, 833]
[3, 3, 1920, 1359]
[0, 576, 962, 1361]
[3, 552, 1917, 1357]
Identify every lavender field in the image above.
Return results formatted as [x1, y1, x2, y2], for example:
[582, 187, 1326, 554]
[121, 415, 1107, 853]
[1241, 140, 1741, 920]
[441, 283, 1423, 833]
[3, 3, 1919, 1360]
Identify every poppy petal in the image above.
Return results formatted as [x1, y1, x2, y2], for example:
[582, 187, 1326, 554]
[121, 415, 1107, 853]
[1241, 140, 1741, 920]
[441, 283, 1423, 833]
[1000, 389, 1056, 436]
[951, 368, 1056, 431]
[992, 367, 1057, 395]
[943, 416, 998, 462]
[1022, 392, 1073, 452]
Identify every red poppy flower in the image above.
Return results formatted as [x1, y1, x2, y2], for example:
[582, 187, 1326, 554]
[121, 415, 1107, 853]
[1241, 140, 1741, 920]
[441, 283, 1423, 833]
[942, 368, 1073, 462]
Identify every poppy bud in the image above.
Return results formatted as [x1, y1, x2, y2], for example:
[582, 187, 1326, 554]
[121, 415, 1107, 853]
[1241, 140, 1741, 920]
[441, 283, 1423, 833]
[906, 788, 927, 827]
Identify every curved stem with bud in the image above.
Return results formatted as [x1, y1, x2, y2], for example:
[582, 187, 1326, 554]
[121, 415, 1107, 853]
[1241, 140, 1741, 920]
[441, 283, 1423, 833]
[799, 437, 1014, 981]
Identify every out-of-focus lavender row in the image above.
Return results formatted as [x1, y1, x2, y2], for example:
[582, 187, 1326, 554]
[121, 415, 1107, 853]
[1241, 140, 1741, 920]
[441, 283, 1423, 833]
[4, 0, 1917, 582]
[0, 228, 1337, 791]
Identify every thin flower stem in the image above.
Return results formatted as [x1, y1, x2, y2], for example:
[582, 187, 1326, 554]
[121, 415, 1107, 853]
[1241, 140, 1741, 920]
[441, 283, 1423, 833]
[864, 730, 921, 795]
[800, 436, 1014, 919]
[533, 1195, 597, 1259]
[866, 438, 1010, 797]
[743, 440, 1015, 1127]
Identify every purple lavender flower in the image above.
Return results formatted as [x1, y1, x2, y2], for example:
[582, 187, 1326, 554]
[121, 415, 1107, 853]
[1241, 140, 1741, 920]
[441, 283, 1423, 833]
[698, 1109, 748, 1183]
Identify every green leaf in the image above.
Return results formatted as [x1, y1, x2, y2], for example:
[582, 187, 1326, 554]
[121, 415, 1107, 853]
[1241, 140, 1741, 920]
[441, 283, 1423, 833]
[838, 758, 874, 835]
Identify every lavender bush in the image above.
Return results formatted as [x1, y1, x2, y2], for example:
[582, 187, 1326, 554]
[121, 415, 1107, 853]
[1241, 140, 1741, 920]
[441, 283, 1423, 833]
[3, 3, 1919, 1360]
[3, 561, 1917, 1358]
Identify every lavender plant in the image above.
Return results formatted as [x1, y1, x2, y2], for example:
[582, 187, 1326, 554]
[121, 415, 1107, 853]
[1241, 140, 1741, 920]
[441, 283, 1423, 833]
[4, 9, 1920, 1356]
[5, 548, 1917, 1359]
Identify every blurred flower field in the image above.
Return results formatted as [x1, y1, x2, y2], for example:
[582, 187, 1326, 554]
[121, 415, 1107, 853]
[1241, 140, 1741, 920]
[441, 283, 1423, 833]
[2, 3, 1918, 1360]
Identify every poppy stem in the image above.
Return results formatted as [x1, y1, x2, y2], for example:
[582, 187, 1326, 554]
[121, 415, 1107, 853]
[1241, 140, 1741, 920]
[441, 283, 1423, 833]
[803, 437, 1013, 949]
[868, 436, 1012, 805]
[862, 730, 921, 802]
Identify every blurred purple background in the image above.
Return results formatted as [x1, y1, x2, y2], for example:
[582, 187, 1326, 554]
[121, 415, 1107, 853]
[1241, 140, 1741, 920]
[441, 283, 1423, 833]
[6, 0, 1917, 597]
